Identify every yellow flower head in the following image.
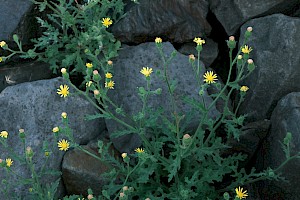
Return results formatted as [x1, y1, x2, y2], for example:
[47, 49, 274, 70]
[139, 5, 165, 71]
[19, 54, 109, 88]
[241, 45, 252, 54]
[134, 148, 145, 153]
[52, 127, 59, 133]
[105, 80, 115, 89]
[0, 131, 8, 138]
[240, 86, 249, 92]
[203, 71, 218, 84]
[235, 187, 248, 199]
[86, 81, 93, 87]
[0, 41, 6, 47]
[155, 37, 162, 44]
[105, 72, 113, 79]
[140, 67, 153, 77]
[0, 57, 3, 62]
[86, 63, 93, 68]
[57, 85, 69, 98]
[61, 112, 67, 118]
[57, 139, 70, 151]
[6, 158, 13, 167]
[121, 153, 127, 158]
[193, 37, 205, 46]
[102, 17, 113, 28]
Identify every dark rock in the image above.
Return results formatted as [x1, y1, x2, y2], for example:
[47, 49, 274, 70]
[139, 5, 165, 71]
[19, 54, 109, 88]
[224, 119, 270, 167]
[106, 42, 220, 153]
[0, 61, 53, 93]
[178, 38, 219, 68]
[209, 0, 300, 35]
[256, 92, 300, 199]
[112, 0, 211, 43]
[237, 14, 300, 122]
[0, 77, 106, 198]
[0, 0, 37, 43]
[62, 137, 116, 196]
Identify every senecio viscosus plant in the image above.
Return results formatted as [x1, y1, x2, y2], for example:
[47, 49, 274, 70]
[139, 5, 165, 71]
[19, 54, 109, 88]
[0, 0, 300, 199]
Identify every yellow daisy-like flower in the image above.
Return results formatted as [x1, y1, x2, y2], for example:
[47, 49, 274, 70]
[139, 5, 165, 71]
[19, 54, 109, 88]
[140, 67, 153, 77]
[0, 131, 8, 138]
[86, 81, 93, 87]
[155, 37, 162, 43]
[135, 148, 145, 153]
[57, 139, 70, 151]
[0, 41, 6, 47]
[57, 85, 69, 98]
[240, 86, 249, 92]
[241, 45, 252, 54]
[193, 37, 205, 46]
[86, 63, 93, 68]
[6, 158, 13, 167]
[203, 71, 218, 84]
[235, 187, 248, 199]
[102, 17, 113, 28]
[105, 80, 115, 89]
[105, 72, 113, 79]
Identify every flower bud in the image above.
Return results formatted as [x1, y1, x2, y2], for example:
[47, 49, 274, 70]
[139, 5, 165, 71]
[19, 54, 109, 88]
[61, 112, 67, 119]
[182, 134, 192, 147]
[247, 59, 255, 71]
[121, 153, 127, 158]
[93, 90, 100, 98]
[61, 68, 67, 74]
[123, 186, 128, 191]
[120, 192, 125, 198]
[189, 54, 195, 63]
[223, 192, 230, 200]
[107, 60, 113, 65]
[145, 198, 151, 200]
[44, 151, 50, 157]
[87, 194, 94, 199]
[26, 146, 33, 157]
[245, 27, 253, 38]
[227, 36, 236, 49]
[52, 127, 59, 133]
[19, 129, 25, 139]
[154, 88, 162, 95]
[93, 70, 101, 82]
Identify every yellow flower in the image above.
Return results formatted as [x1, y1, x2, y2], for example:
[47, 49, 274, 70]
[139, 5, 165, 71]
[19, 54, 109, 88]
[135, 148, 144, 153]
[121, 153, 127, 158]
[0, 57, 3, 62]
[86, 81, 93, 87]
[102, 17, 113, 28]
[155, 37, 162, 43]
[61, 112, 67, 118]
[0, 131, 8, 138]
[86, 63, 93, 68]
[241, 45, 252, 54]
[0, 41, 6, 47]
[57, 85, 69, 98]
[236, 187, 248, 199]
[240, 86, 249, 92]
[105, 72, 113, 79]
[105, 80, 115, 89]
[203, 71, 218, 84]
[6, 158, 13, 167]
[57, 139, 70, 151]
[52, 127, 59, 133]
[140, 67, 153, 77]
[193, 37, 205, 46]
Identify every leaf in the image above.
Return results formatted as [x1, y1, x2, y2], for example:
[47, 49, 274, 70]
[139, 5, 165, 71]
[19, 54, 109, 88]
[110, 129, 133, 139]
[183, 97, 207, 113]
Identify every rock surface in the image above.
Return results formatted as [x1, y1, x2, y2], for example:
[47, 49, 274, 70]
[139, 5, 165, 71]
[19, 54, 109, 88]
[209, 0, 300, 35]
[106, 42, 220, 153]
[0, 77, 106, 198]
[112, 0, 211, 43]
[237, 14, 300, 122]
[255, 92, 300, 199]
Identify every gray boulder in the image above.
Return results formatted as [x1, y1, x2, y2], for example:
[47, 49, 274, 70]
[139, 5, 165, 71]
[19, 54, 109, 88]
[0, 77, 106, 198]
[237, 14, 300, 122]
[106, 42, 220, 153]
[256, 92, 300, 199]
[112, 0, 211, 43]
[209, 0, 300, 35]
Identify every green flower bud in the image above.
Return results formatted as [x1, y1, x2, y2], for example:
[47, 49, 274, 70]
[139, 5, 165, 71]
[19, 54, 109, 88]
[223, 192, 230, 200]
[227, 36, 236, 49]
[154, 88, 162, 95]
[182, 134, 192, 147]
[247, 59, 255, 71]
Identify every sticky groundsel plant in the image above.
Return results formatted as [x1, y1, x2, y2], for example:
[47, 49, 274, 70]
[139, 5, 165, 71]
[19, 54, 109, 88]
[1, 0, 300, 199]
